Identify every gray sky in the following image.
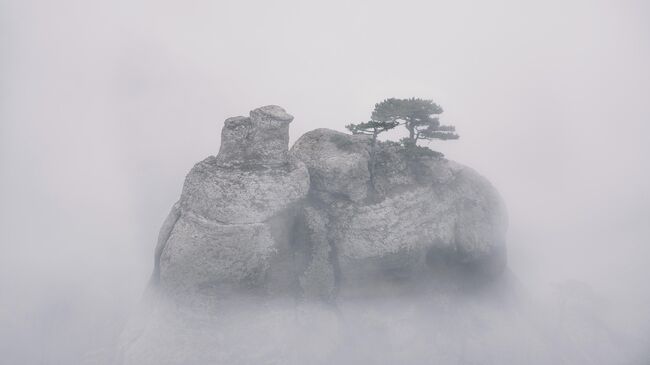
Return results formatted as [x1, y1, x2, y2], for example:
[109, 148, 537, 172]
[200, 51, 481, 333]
[1, 0, 649, 362]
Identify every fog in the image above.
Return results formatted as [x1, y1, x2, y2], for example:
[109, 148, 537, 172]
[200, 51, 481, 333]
[1, 0, 649, 363]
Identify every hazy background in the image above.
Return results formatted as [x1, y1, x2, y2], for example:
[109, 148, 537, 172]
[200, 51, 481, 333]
[1, 0, 649, 363]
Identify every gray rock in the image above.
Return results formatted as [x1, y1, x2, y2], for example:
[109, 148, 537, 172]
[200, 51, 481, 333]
[151, 112, 507, 305]
[119, 107, 511, 364]
[155, 105, 309, 304]
[179, 156, 308, 224]
[216, 105, 294, 165]
[290, 128, 373, 203]
[289, 129, 508, 298]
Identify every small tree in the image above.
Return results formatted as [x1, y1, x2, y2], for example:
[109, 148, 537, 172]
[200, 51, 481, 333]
[346, 97, 458, 195]
[345, 120, 399, 147]
[371, 98, 459, 148]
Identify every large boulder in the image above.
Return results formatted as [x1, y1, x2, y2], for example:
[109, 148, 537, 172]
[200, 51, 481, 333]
[290, 128, 508, 299]
[118, 108, 513, 365]
[154, 105, 310, 304]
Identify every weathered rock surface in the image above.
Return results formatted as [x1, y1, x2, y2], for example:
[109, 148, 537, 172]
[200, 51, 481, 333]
[118, 106, 512, 365]
[216, 105, 294, 165]
[150, 109, 507, 305]
[290, 128, 508, 299]
[154, 105, 310, 304]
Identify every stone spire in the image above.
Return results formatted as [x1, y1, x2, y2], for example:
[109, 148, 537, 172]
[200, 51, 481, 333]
[216, 105, 294, 165]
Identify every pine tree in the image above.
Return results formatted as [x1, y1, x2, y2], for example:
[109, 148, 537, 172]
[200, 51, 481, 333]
[371, 98, 459, 148]
[346, 97, 459, 195]
[345, 120, 399, 146]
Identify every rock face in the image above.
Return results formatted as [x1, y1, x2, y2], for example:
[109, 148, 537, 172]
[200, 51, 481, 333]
[216, 106, 294, 165]
[151, 108, 507, 304]
[290, 128, 508, 299]
[118, 106, 510, 364]
[154, 105, 310, 304]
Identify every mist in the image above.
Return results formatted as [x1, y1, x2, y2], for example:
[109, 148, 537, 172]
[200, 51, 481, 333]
[1, 0, 649, 363]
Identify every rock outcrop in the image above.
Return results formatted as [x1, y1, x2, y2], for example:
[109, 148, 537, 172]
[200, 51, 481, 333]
[154, 105, 310, 305]
[118, 105, 511, 365]
[291, 128, 507, 300]
[151, 117, 507, 305]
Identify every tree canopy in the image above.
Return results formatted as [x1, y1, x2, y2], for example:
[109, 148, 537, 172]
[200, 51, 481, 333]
[346, 97, 459, 158]
[345, 120, 399, 142]
[346, 97, 459, 195]
[371, 98, 459, 145]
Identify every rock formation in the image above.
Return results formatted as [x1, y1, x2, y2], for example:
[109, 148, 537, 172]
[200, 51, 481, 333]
[291, 128, 507, 300]
[153, 105, 310, 306]
[118, 105, 513, 365]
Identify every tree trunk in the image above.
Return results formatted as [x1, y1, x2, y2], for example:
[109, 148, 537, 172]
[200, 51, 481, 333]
[369, 131, 378, 195]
